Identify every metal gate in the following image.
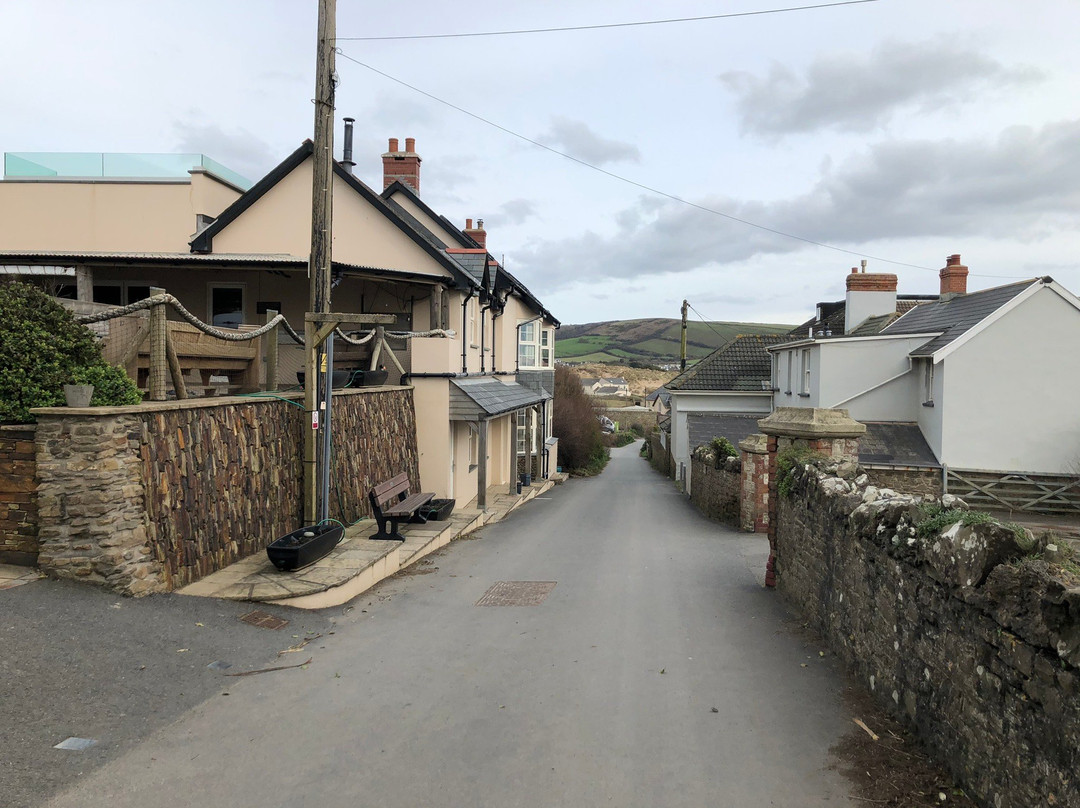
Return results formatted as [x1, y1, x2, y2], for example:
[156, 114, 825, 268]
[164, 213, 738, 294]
[944, 467, 1080, 515]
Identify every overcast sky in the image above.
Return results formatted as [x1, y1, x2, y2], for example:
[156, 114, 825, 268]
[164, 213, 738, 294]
[4, 0, 1079, 325]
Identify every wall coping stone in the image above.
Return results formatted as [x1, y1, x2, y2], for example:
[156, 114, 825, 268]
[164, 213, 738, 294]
[30, 385, 409, 417]
[758, 406, 867, 439]
[739, 433, 768, 454]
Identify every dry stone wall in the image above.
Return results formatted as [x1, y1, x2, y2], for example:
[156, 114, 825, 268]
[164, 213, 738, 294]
[34, 387, 420, 594]
[689, 452, 741, 527]
[0, 426, 39, 565]
[776, 462, 1080, 808]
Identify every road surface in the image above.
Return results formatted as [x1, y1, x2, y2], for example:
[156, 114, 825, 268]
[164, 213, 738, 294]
[43, 441, 856, 807]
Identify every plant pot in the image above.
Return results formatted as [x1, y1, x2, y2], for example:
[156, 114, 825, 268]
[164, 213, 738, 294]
[349, 369, 389, 387]
[266, 523, 344, 571]
[63, 384, 94, 408]
[295, 370, 353, 389]
[519, 472, 532, 487]
[411, 498, 455, 523]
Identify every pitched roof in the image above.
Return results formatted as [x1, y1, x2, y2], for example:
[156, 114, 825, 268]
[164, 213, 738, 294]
[450, 378, 547, 417]
[788, 295, 937, 340]
[667, 334, 791, 392]
[859, 422, 939, 467]
[381, 180, 474, 248]
[881, 279, 1040, 356]
[594, 385, 621, 396]
[687, 412, 764, 450]
[646, 387, 671, 406]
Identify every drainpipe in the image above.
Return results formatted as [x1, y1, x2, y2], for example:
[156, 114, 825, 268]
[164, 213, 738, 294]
[480, 302, 488, 373]
[341, 117, 356, 174]
[461, 289, 474, 374]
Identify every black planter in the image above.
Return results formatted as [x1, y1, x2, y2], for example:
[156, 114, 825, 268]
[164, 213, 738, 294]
[266, 523, 344, 571]
[411, 498, 455, 523]
[349, 369, 389, 387]
[519, 472, 532, 487]
[295, 370, 353, 389]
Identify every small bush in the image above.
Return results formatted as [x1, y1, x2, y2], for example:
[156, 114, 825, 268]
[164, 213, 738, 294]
[630, 422, 645, 438]
[72, 364, 143, 407]
[0, 281, 103, 423]
[605, 431, 636, 448]
[776, 445, 826, 498]
[553, 366, 607, 473]
[916, 504, 1027, 544]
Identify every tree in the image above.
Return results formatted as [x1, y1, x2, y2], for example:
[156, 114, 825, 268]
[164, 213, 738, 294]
[552, 365, 606, 472]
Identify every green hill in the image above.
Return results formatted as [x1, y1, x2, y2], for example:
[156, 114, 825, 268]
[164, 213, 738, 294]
[556, 318, 793, 366]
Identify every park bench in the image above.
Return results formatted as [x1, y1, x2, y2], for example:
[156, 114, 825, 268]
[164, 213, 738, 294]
[368, 473, 435, 541]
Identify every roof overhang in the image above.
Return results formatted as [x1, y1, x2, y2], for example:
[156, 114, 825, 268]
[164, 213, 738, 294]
[450, 377, 549, 420]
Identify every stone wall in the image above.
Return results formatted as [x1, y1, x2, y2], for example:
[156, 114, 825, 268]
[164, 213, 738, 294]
[34, 387, 420, 594]
[689, 452, 741, 526]
[0, 426, 39, 565]
[863, 464, 943, 497]
[646, 431, 674, 478]
[775, 463, 1080, 808]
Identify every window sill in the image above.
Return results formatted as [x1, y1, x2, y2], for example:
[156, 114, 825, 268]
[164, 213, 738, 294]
[798, 393, 811, 398]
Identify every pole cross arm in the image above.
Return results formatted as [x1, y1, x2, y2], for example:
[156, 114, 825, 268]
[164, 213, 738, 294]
[306, 312, 396, 347]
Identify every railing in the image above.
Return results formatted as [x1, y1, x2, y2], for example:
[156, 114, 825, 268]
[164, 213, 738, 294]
[944, 467, 1080, 515]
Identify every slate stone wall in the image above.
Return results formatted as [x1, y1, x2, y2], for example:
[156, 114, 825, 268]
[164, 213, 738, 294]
[863, 464, 943, 497]
[0, 426, 39, 565]
[34, 388, 419, 594]
[776, 463, 1080, 808]
[689, 453, 741, 526]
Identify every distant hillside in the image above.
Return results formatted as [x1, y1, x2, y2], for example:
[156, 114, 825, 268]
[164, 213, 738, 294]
[556, 318, 793, 365]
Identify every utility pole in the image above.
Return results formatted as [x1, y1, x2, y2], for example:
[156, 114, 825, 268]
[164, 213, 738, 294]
[304, 0, 337, 524]
[680, 299, 688, 372]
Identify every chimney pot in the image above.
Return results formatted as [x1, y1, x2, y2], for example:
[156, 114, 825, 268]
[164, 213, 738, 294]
[466, 218, 473, 229]
[382, 136, 421, 193]
[388, 137, 399, 152]
[405, 137, 415, 153]
[939, 254, 968, 297]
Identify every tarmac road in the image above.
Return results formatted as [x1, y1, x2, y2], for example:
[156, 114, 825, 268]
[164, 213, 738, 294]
[37, 441, 857, 807]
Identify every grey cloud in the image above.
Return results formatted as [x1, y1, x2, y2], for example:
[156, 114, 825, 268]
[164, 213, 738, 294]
[487, 198, 537, 227]
[720, 38, 1044, 137]
[172, 121, 280, 184]
[539, 117, 641, 165]
[513, 119, 1080, 291]
[362, 92, 437, 128]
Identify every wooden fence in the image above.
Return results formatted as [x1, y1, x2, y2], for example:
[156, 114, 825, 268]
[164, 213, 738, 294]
[945, 467, 1080, 515]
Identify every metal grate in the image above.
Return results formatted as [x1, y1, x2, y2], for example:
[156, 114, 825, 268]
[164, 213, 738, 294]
[239, 610, 289, 630]
[476, 581, 556, 607]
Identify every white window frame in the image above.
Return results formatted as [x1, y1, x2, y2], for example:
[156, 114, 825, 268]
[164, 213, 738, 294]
[785, 350, 793, 394]
[516, 410, 538, 455]
[468, 425, 479, 470]
[923, 360, 935, 405]
[469, 298, 479, 347]
[800, 349, 811, 395]
[518, 319, 543, 368]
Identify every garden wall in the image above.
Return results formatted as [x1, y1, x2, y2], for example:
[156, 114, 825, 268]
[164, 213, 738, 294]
[863, 463, 943, 497]
[689, 453, 741, 526]
[646, 430, 674, 478]
[33, 388, 419, 594]
[775, 462, 1080, 808]
[0, 425, 38, 565]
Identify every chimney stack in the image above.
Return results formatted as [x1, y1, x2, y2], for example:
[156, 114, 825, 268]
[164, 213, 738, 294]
[382, 136, 421, 193]
[844, 264, 898, 333]
[939, 254, 968, 298]
[464, 217, 487, 249]
[341, 117, 356, 174]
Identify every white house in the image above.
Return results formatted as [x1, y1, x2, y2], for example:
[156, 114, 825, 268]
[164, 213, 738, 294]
[770, 255, 1080, 474]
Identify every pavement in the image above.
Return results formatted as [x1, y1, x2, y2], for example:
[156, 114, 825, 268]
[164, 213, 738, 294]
[8, 441, 859, 807]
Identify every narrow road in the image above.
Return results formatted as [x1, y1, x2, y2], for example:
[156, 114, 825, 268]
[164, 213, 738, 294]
[45, 442, 856, 807]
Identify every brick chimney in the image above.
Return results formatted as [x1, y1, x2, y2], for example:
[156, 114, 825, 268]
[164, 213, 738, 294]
[939, 254, 968, 298]
[382, 136, 421, 193]
[464, 217, 487, 249]
[844, 264, 898, 333]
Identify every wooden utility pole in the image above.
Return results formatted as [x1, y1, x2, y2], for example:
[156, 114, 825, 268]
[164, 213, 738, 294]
[680, 299, 689, 372]
[304, 0, 337, 524]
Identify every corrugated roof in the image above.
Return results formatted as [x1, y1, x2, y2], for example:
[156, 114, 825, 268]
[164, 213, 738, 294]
[881, 279, 1039, 356]
[667, 334, 791, 392]
[450, 378, 547, 416]
[687, 412, 764, 450]
[859, 422, 939, 467]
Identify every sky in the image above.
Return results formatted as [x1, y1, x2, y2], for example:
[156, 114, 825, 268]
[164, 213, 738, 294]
[3, 0, 1079, 326]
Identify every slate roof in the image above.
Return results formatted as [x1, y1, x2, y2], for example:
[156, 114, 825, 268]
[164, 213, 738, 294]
[450, 378, 547, 417]
[646, 387, 671, 407]
[859, 422, 939, 467]
[687, 412, 765, 450]
[881, 279, 1041, 356]
[593, 385, 621, 396]
[788, 295, 937, 341]
[667, 334, 791, 392]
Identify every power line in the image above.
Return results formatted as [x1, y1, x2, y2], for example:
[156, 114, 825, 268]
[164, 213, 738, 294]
[685, 303, 730, 341]
[336, 50, 1028, 280]
[335, 1, 879, 41]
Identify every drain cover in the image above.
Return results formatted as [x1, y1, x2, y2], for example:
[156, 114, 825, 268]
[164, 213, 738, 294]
[476, 581, 556, 607]
[239, 610, 289, 630]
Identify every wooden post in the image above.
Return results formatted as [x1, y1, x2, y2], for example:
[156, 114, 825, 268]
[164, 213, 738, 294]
[430, 286, 443, 330]
[370, 325, 385, 370]
[164, 331, 188, 400]
[477, 419, 488, 511]
[119, 320, 151, 382]
[265, 310, 279, 391]
[148, 287, 167, 402]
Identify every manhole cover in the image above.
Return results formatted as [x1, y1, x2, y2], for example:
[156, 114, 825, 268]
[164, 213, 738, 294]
[476, 581, 556, 607]
[239, 610, 289, 630]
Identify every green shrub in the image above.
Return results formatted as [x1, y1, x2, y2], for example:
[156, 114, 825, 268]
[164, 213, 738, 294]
[553, 366, 608, 473]
[776, 445, 825, 498]
[0, 281, 103, 423]
[72, 364, 143, 407]
[630, 422, 646, 438]
[916, 504, 1027, 544]
[710, 436, 737, 467]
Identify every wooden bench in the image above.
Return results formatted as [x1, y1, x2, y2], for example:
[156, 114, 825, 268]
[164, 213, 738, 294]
[369, 473, 435, 541]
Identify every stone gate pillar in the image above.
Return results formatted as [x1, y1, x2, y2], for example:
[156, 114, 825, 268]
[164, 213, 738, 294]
[739, 433, 769, 533]
[757, 407, 865, 587]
